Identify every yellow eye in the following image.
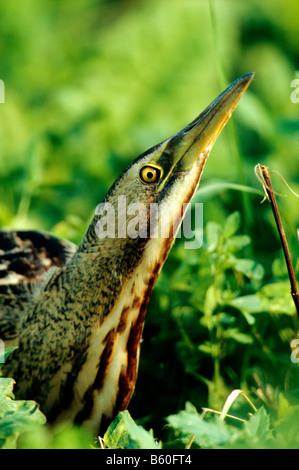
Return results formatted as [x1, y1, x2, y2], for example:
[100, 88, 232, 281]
[139, 165, 162, 184]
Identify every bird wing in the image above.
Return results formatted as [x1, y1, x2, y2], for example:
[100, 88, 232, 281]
[0, 230, 76, 345]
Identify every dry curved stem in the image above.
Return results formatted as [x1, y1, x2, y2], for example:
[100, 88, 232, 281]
[201, 407, 246, 423]
[219, 389, 257, 421]
[185, 433, 195, 449]
[254, 165, 285, 201]
[254, 165, 299, 202]
[200, 389, 257, 424]
[255, 164, 299, 317]
[270, 170, 299, 198]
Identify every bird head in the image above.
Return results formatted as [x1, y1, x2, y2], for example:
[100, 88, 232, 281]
[82, 73, 254, 276]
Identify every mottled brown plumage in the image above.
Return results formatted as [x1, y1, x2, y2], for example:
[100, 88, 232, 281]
[0, 231, 75, 346]
[0, 74, 253, 434]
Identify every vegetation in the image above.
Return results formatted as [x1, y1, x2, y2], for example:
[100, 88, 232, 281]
[0, 0, 298, 449]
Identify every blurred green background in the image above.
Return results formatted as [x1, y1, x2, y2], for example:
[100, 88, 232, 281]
[0, 0, 298, 447]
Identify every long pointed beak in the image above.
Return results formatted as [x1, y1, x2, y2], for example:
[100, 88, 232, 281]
[157, 72, 254, 191]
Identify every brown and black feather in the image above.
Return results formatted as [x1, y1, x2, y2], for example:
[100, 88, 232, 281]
[0, 230, 76, 345]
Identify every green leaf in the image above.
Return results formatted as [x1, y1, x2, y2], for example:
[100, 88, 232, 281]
[166, 407, 234, 448]
[203, 285, 217, 317]
[0, 347, 18, 369]
[226, 235, 251, 251]
[205, 222, 221, 253]
[242, 407, 270, 441]
[0, 378, 46, 449]
[223, 408, 272, 448]
[232, 258, 264, 281]
[198, 342, 213, 355]
[224, 329, 253, 344]
[0, 378, 15, 402]
[258, 282, 296, 315]
[231, 295, 262, 312]
[223, 211, 240, 238]
[104, 411, 160, 449]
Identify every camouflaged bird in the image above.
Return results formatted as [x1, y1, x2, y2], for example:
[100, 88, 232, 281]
[0, 74, 254, 434]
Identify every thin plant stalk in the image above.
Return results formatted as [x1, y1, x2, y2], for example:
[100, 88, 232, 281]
[256, 164, 299, 317]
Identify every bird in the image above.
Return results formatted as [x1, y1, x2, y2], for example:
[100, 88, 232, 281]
[0, 73, 254, 435]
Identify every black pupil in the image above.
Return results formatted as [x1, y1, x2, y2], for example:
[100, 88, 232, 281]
[147, 171, 154, 179]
